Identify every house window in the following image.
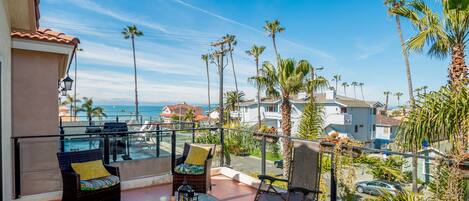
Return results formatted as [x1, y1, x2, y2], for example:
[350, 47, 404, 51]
[384, 127, 390, 134]
[354, 125, 358, 133]
[373, 124, 376, 131]
[266, 105, 277, 112]
[340, 107, 347, 113]
[373, 108, 377, 115]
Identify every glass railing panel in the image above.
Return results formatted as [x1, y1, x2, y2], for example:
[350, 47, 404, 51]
[223, 129, 262, 177]
[62, 136, 102, 152]
[194, 129, 221, 168]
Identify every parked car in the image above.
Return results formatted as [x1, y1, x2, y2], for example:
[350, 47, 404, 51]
[355, 180, 403, 196]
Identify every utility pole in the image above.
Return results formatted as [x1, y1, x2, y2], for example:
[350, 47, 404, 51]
[73, 48, 83, 120]
[210, 37, 231, 167]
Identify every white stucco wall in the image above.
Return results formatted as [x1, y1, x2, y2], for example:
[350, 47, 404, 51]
[0, 0, 12, 200]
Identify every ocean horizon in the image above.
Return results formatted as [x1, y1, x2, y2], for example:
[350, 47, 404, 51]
[96, 104, 210, 121]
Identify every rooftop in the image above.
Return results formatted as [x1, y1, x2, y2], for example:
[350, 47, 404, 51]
[11, 28, 80, 46]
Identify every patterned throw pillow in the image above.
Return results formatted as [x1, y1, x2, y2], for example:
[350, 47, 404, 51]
[175, 163, 205, 175]
[71, 160, 111, 180]
[80, 175, 120, 191]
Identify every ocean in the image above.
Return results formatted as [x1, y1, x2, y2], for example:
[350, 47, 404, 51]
[98, 105, 209, 121]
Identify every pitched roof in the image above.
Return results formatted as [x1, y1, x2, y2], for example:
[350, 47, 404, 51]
[11, 28, 80, 46]
[376, 114, 401, 126]
[162, 103, 204, 116]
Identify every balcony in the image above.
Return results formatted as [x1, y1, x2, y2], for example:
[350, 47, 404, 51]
[325, 113, 352, 125]
[263, 111, 281, 119]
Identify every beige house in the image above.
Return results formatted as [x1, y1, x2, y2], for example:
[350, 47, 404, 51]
[0, 0, 79, 199]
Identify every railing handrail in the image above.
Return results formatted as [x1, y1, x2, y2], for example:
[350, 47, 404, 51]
[59, 121, 196, 128]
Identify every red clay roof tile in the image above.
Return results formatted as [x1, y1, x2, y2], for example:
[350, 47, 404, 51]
[11, 28, 80, 46]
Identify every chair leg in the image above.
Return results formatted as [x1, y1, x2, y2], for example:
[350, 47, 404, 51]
[254, 180, 265, 201]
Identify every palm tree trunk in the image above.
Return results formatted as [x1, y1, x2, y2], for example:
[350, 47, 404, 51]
[343, 86, 347, 96]
[396, 15, 418, 192]
[229, 46, 238, 92]
[353, 87, 357, 99]
[272, 35, 280, 66]
[449, 43, 468, 88]
[131, 36, 139, 123]
[256, 57, 261, 128]
[280, 95, 292, 178]
[335, 81, 338, 91]
[205, 60, 211, 123]
[74, 53, 78, 119]
[360, 86, 364, 100]
[385, 95, 389, 113]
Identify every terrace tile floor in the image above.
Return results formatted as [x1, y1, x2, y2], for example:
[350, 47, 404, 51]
[121, 175, 257, 201]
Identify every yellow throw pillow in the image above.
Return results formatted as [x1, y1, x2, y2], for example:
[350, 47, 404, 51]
[184, 145, 211, 166]
[71, 160, 111, 181]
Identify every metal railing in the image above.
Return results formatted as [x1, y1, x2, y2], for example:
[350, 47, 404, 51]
[10, 124, 469, 200]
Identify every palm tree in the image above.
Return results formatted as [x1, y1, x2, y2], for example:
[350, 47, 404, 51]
[263, 20, 285, 65]
[392, 0, 469, 88]
[250, 58, 310, 178]
[223, 34, 239, 92]
[359, 82, 365, 100]
[385, 0, 416, 106]
[78, 97, 107, 122]
[246, 44, 266, 128]
[342, 82, 349, 96]
[224, 90, 245, 122]
[414, 87, 422, 98]
[422, 85, 428, 95]
[351, 82, 359, 99]
[122, 25, 143, 122]
[183, 109, 196, 122]
[202, 54, 211, 118]
[384, 91, 391, 113]
[332, 74, 341, 91]
[395, 92, 403, 107]
[61, 95, 79, 118]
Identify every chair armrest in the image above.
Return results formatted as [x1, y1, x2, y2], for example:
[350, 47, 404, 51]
[258, 175, 288, 183]
[289, 187, 321, 195]
[176, 156, 185, 165]
[204, 158, 212, 174]
[61, 171, 81, 192]
[105, 165, 120, 177]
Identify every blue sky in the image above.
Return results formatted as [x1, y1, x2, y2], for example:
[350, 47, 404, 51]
[41, 0, 447, 106]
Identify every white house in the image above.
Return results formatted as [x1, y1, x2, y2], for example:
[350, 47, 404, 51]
[235, 90, 378, 146]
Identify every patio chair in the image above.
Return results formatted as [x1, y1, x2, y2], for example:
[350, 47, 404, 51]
[57, 149, 121, 201]
[254, 140, 322, 201]
[172, 143, 215, 195]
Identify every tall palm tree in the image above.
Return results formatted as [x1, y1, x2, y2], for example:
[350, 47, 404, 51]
[78, 97, 107, 121]
[384, 91, 391, 113]
[246, 44, 266, 128]
[359, 82, 365, 100]
[122, 25, 143, 122]
[332, 74, 341, 91]
[385, 0, 416, 106]
[351, 82, 359, 99]
[263, 20, 285, 65]
[422, 85, 428, 95]
[224, 90, 245, 123]
[392, 0, 469, 88]
[61, 95, 78, 118]
[223, 34, 239, 92]
[414, 87, 422, 98]
[202, 54, 211, 117]
[250, 58, 310, 178]
[342, 82, 349, 96]
[395, 92, 403, 107]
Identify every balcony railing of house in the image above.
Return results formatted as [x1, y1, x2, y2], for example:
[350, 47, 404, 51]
[10, 122, 469, 200]
[59, 114, 148, 126]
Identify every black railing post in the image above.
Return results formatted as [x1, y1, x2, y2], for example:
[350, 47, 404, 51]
[192, 122, 196, 143]
[220, 127, 225, 167]
[103, 135, 110, 165]
[261, 134, 266, 175]
[14, 138, 21, 199]
[330, 152, 337, 201]
[156, 124, 160, 157]
[59, 118, 65, 152]
[88, 116, 92, 126]
[116, 116, 119, 122]
[171, 130, 176, 173]
[140, 115, 143, 124]
[112, 135, 117, 162]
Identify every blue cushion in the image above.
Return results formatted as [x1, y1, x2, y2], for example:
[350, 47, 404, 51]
[175, 163, 205, 175]
[80, 175, 120, 191]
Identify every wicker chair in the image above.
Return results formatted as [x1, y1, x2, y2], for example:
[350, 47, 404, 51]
[254, 140, 322, 201]
[172, 143, 215, 195]
[57, 149, 121, 201]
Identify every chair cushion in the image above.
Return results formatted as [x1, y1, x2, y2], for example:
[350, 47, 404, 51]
[184, 145, 210, 166]
[175, 163, 205, 175]
[80, 175, 120, 191]
[71, 160, 111, 180]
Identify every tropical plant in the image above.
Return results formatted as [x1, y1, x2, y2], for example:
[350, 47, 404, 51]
[359, 82, 365, 100]
[183, 109, 196, 122]
[375, 190, 424, 201]
[263, 20, 285, 65]
[201, 54, 211, 116]
[332, 74, 341, 91]
[77, 97, 107, 121]
[298, 101, 324, 140]
[342, 82, 349, 96]
[223, 34, 239, 92]
[395, 92, 403, 107]
[224, 90, 245, 122]
[249, 58, 310, 178]
[246, 44, 266, 128]
[428, 158, 467, 201]
[351, 82, 358, 99]
[61, 95, 80, 118]
[392, 0, 469, 88]
[421, 85, 428, 95]
[122, 25, 143, 122]
[384, 91, 391, 113]
[414, 87, 422, 98]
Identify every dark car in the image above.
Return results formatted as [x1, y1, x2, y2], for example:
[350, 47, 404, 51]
[355, 180, 403, 196]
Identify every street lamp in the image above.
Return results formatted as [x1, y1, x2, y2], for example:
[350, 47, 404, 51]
[60, 87, 67, 96]
[62, 75, 73, 91]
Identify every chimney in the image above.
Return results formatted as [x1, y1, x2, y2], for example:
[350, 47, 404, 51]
[325, 90, 336, 100]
